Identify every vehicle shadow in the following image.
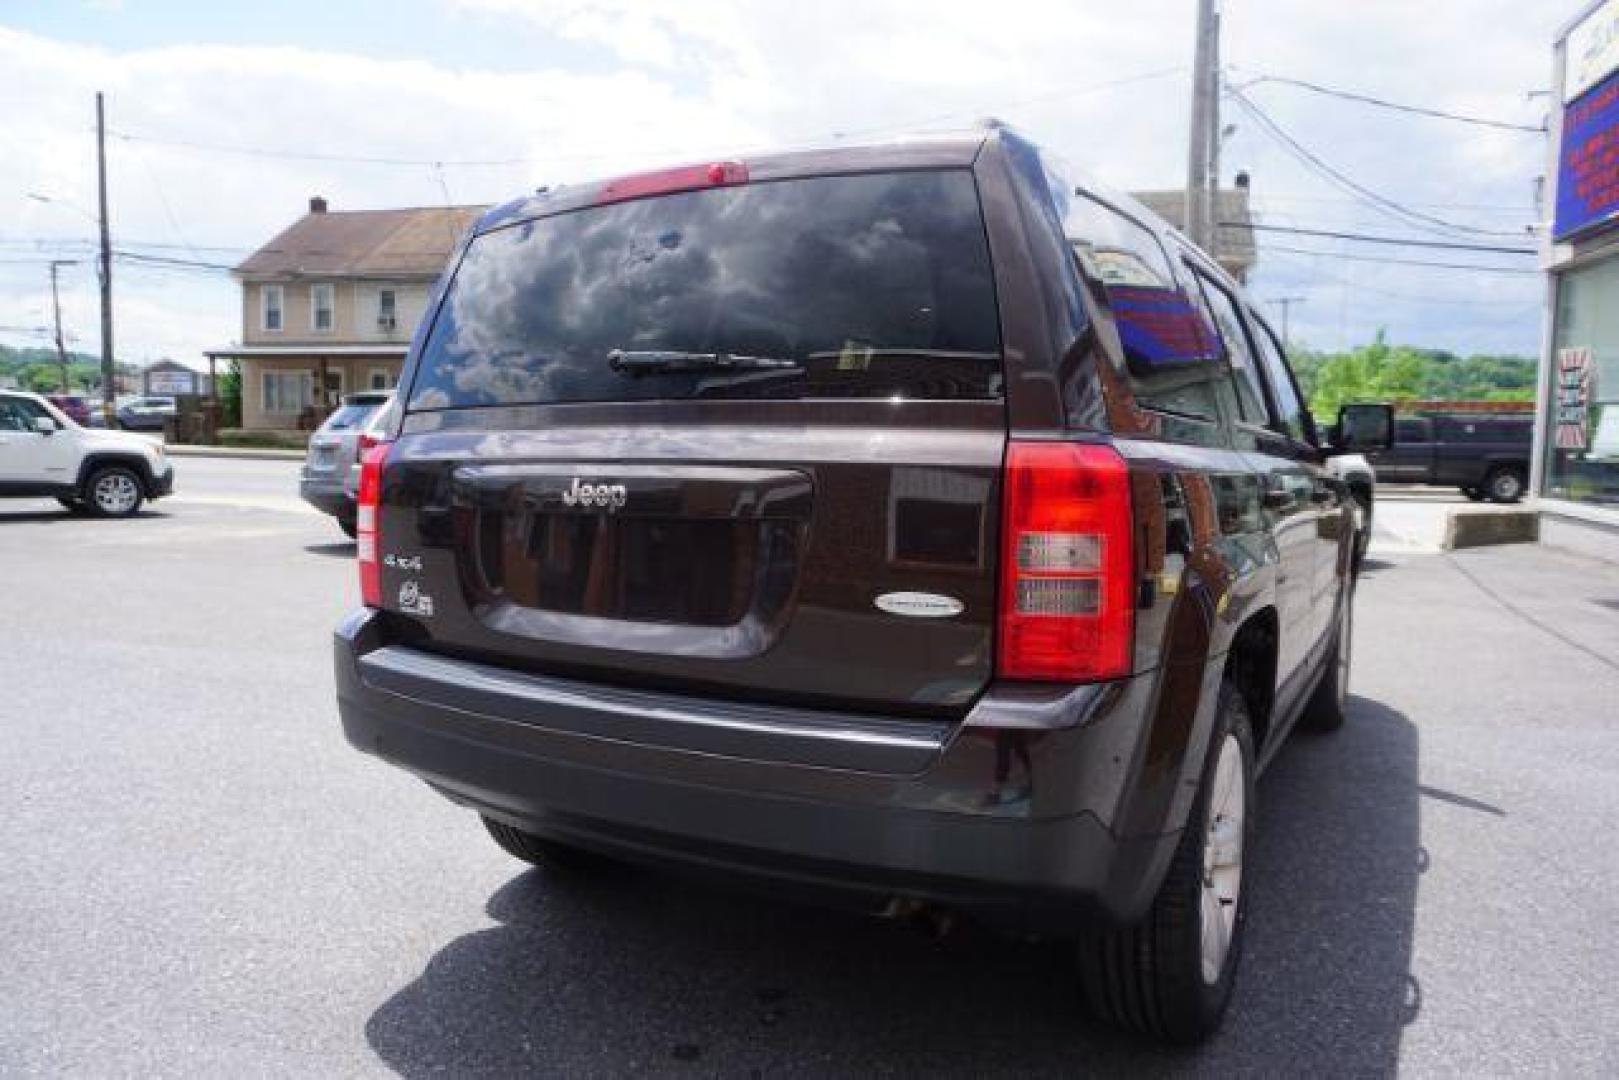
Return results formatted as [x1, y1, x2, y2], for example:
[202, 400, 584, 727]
[364, 694, 1420, 1076]
[0, 508, 172, 524]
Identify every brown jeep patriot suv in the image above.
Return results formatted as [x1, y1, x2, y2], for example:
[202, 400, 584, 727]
[334, 125, 1389, 1043]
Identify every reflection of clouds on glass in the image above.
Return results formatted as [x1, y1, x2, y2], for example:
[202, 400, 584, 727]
[410, 171, 1001, 409]
[412, 386, 451, 409]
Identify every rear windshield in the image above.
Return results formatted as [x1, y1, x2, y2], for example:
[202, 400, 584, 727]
[407, 169, 1002, 409]
[324, 402, 380, 430]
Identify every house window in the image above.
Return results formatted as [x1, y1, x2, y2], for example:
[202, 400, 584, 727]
[311, 284, 335, 333]
[262, 370, 313, 413]
[368, 367, 397, 391]
[378, 289, 397, 332]
[262, 285, 283, 332]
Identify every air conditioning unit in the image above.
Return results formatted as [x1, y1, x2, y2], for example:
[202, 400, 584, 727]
[377, 314, 397, 331]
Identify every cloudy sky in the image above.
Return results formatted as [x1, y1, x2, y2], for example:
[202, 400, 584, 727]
[0, 0, 1566, 370]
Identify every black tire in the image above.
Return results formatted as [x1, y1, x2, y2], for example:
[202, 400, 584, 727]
[1077, 684, 1257, 1044]
[82, 464, 146, 518]
[1461, 486, 1486, 502]
[1300, 587, 1353, 734]
[482, 815, 606, 872]
[337, 516, 358, 539]
[1350, 491, 1372, 575]
[1484, 467, 1526, 504]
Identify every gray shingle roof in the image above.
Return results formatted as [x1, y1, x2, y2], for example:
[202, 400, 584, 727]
[235, 205, 488, 279]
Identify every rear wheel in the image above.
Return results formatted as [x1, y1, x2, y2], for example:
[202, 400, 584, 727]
[1077, 684, 1256, 1044]
[1485, 467, 1525, 503]
[482, 816, 608, 872]
[83, 465, 145, 518]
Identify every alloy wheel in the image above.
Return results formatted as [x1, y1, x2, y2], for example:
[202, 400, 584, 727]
[93, 472, 141, 515]
[1200, 734, 1246, 985]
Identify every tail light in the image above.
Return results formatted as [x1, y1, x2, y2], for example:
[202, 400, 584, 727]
[356, 429, 384, 460]
[357, 441, 391, 608]
[997, 442, 1134, 682]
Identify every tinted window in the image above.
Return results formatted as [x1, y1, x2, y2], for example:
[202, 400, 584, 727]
[323, 402, 380, 431]
[409, 170, 1002, 409]
[1249, 314, 1311, 443]
[0, 397, 41, 431]
[1191, 272, 1269, 425]
[1395, 417, 1433, 444]
[1437, 417, 1528, 444]
[1067, 195, 1228, 421]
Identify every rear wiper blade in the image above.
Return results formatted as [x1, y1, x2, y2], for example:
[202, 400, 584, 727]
[607, 349, 802, 375]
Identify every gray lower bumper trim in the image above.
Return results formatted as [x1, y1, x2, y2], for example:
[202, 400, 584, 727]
[358, 646, 950, 774]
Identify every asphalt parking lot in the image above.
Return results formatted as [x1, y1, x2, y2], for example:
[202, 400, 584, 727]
[3, 460, 1618, 1076]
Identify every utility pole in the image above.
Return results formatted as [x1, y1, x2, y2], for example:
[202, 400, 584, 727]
[1186, 0, 1221, 254]
[95, 91, 116, 423]
[48, 259, 78, 392]
[1267, 296, 1306, 347]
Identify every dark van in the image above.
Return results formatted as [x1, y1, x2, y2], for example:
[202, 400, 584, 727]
[334, 126, 1388, 1043]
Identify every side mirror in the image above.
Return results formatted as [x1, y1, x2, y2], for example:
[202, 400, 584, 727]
[1335, 403, 1393, 452]
[33, 416, 58, 435]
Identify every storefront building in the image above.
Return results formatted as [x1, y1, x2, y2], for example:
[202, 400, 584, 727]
[1539, 2, 1619, 559]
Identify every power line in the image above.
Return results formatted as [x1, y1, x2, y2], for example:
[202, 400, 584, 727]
[1262, 243, 1541, 274]
[107, 129, 537, 167]
[1227, 87, 1531, 240]
[1268, 251, 1541, 308]
[0, 238, 248, 253]
[1238, 73, 1545, 134]
[1223, 221, 1537, 254]
[112, 250, 235, 271]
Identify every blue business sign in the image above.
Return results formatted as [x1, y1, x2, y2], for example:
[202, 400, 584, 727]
[1556, 67, 1619, 240]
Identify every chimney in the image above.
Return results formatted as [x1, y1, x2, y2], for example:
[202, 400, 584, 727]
[309, 195, 328, 214]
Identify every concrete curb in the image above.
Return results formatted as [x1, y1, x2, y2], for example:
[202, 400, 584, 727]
[1442, 506, 1539, 550]
[164, 445, 306, 462]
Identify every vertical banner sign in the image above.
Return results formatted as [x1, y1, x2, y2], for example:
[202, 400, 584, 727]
[1556, 347, 1594, 450]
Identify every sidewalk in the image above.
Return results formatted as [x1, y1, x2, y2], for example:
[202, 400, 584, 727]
[163, 444, 305, 462]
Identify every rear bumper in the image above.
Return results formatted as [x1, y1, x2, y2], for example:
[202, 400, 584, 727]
[334, 608, 1180, 932]
[299, 477, 351, 518]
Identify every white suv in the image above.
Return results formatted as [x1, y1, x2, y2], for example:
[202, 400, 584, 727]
[0, 390, 174, 517]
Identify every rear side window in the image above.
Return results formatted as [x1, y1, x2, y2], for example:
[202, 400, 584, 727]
[1396, 417, 1433, 444]
[1438, 417, 1524, 443]
[1247, 314, 1311, 443]
[408, 170, 1002, 408]
[1067, 195, 1228, 421]
[1191, 272, 1270, 425]
[324, 403, 379, 430]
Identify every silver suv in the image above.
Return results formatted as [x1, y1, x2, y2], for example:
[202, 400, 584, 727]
[299, 392, 391, 536]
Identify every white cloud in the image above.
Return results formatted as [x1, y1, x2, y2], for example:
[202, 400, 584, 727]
[0, 2, 1569, 361]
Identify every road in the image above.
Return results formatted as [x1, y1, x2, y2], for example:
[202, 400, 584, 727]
[3, 460, 1618, 1076]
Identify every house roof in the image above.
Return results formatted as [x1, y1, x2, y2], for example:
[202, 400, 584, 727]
[1130, 188, 1257, 277]
[235, 204, 488, 280]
